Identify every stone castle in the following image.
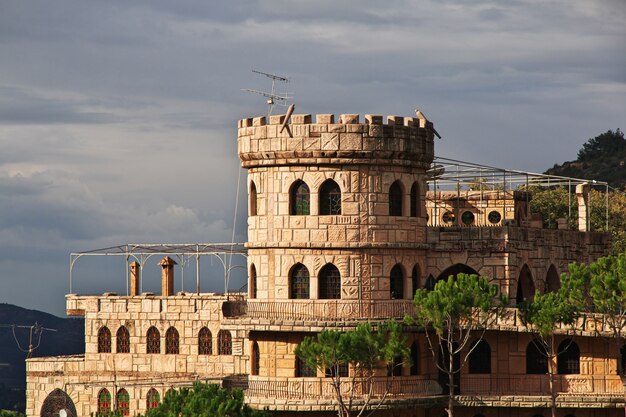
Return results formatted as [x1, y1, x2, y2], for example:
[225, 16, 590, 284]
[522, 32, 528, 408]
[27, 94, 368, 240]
[26, 112, 623, 417]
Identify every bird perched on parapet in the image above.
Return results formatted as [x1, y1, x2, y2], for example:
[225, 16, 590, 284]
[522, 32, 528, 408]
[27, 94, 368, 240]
[415, 108, 442, 139]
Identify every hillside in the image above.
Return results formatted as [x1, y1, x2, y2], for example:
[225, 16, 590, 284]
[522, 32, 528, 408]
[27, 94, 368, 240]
[545, 129, 626, 190]
[0, 303, 84, 388]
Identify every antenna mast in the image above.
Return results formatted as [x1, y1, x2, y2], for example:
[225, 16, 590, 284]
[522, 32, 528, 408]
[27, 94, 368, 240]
[243, 70, 291, 118]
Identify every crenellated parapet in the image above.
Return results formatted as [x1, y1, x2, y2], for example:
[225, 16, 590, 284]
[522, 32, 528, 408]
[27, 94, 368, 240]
[238, 113, 435, 168]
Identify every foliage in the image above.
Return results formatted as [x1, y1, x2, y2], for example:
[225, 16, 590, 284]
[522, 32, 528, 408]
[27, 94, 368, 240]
[410, 273, 504, 417]
[518, 273, 583, 417]
[528, 186, 626, 254]
[0, 411, 24, 417]
[546, 129, 626, 190]
[295, 321, 409, 417]
[138, 383, 270, 417]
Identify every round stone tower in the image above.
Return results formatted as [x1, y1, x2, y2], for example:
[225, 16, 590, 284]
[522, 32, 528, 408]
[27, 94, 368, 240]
[237, 112, 435, 317]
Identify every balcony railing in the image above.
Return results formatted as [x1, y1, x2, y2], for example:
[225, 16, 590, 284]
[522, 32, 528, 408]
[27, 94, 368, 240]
[223, 299, 415, 321]
[245, 376, 442, 400]
[460, 374, 624, 396]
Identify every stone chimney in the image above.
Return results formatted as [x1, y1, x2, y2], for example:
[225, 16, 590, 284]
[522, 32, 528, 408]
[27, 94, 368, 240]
[159, 256, 177, 296]
[576, 183, 590, 232]
[129, 261, 140, 296]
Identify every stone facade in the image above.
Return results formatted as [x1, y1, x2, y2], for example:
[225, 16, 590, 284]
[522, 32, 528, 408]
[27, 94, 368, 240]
[26, 112, 622, 417]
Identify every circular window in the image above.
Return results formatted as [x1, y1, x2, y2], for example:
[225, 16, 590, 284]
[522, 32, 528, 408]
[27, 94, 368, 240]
[461, 211, 475, 225]
[442, 211, 455, 224]
[488, 210, 502, 224]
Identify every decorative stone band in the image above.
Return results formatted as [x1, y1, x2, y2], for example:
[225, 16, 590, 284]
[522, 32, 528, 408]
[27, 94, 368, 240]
[238, 114, 435, 168]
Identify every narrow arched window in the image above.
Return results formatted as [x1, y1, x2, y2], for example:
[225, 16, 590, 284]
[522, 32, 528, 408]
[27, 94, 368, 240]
[146, 388, 160, 410]
[250, 264, 257, 299]
[116, 326, 130, 353]
[557, 339, 580, 374]
[146, 326, 160, 354]
[390, 264, 404, 299]
[290, 263, 310, 299]
[116, 389, 129, 416]
[319, 179, 341, 215]
[545, 264, 560, 293]
[218, 330, 232, 355]
[425, 274, 436, 291]
[526, 340, 548, 374]
[516, 264, 536, 304]
[389, 181, 403, 216]
[290, 180, 310, 215]
[411, 265, 420, 297]
[198, 327, 212, 355]
[319, 264, 341, 299]
[410, 341, 419, 375]
[251, 341, 260, 376]
[469, 340, 491, 374]
[296, 354, 316, 377]
[249, 181, 258, 216]
[97, 389, 111, 416]
[98, 327, 111, 353]
[165, 327, 179, 354]
[410, 182, 420, 217]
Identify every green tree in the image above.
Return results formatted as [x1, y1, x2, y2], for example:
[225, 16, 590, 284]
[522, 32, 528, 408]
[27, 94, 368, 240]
[410, 273, 504, 417]
[518, 269, 584, 417]
[573, 254, 626, 412]
[140, 383, 269, 417]
[295, 321, 409, 417]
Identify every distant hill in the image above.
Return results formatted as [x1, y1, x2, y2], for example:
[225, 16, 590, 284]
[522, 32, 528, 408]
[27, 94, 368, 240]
[0, 303, 84, 390]
[545, 129, 626, 190]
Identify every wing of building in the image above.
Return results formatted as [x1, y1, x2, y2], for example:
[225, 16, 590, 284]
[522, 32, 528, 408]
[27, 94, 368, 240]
[26, 113, 622, 417]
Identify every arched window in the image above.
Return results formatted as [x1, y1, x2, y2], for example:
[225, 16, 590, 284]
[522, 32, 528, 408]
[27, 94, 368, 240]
[116, 389, 130, 416]
[387, 355, 403, 376]
[557, 339, 580, 374]
[425, 274, 436, 291]
[411, 265, 420, 297]
[319, 264, 341, 299]
[249, 181, 258, 216]
[198, 327, 212, 355]
[97, 326, 111, 353]
[410, 341, 419, 375]
[545, 264, 560, 293]
[437, 264, 479, 283]
[290, 263, 310, 299]
[165, 327, 179, 354]
[390, 264, 404, 299]
[218, 330, 232, 355]
[116, 326, 130, 353]
[516, 264, 536, 304]
[469, 340, 491, 374]
[97, 389, 111, 416]
[296, 355, 316, 377]
[319, 179, 342, 215]
[146, 388, 160, 410]
[146, 326, 160, 354]
[290, 180, 310, 215]
[251, 341, 260, 376]
[389, 181, 403, 216]
[250, 264, 257, 299]
[526, 340, 548, 374]
[410, 182, 420, 217]
[40, 389, 77, 417]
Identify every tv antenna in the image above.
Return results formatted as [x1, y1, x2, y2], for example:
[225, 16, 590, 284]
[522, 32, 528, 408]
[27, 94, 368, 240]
[243, 70, 292, 118]
[1, 322, 57, 358]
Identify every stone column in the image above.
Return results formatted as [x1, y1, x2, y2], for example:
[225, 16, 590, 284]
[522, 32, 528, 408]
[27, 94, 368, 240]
[576, 183, 590, 232]
[129, 261, 140, 296]
[159, 256, 177, 296]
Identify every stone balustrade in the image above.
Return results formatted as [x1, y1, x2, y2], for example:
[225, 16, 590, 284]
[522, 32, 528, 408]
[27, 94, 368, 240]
[460, 374, 624, 396]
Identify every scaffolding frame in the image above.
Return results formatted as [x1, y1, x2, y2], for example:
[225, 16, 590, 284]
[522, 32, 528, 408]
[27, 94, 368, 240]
[69, 243, 247, 296]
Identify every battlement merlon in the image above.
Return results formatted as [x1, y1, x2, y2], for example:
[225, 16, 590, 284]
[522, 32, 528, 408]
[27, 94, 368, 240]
[237, 113, 435, 169]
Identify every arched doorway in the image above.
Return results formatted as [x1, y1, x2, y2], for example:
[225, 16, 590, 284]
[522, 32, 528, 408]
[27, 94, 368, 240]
[438, 342, 461, 395]
[437, 264, 479, 283]
[516, 264, 535, 304]
[40, 389, 77, 417]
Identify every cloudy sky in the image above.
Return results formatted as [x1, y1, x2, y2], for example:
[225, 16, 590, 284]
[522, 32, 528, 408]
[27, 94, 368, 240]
[0, 0, 624, 316]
